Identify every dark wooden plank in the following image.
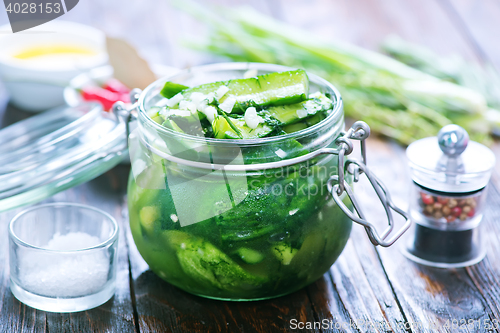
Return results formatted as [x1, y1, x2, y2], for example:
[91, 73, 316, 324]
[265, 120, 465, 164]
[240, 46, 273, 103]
[0, 166, 137, 333]
[304, 138, 492, 333]
[303, 274, 355, 333]
[358, 139, 492, 333]
[466, 176, 500, 327]
[327, 229, 408, 332]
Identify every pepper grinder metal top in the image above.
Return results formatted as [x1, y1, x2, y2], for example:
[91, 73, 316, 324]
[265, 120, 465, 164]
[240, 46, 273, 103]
[437, 124, 469, 179]
[438, 124, 469, 157]
[406, 124, 495, 193]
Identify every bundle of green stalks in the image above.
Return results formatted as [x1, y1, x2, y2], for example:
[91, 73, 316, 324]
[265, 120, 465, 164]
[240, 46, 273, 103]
[174, 0, 500, 145]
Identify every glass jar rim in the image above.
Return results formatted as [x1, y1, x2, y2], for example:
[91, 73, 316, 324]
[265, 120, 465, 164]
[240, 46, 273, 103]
[137, 62, 344, 146]
[9, 202, 119, 253]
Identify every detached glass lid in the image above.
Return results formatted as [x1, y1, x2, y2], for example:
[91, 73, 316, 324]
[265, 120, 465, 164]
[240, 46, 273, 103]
[406, 124, 496, 193]
[0, 103, 127, 212]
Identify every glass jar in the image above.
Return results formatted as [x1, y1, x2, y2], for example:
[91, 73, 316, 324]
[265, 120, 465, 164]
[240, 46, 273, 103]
[125, 63, 410, 300]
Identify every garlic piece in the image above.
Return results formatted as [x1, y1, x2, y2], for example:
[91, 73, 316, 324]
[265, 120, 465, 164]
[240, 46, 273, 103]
[244, 107, 263, 129]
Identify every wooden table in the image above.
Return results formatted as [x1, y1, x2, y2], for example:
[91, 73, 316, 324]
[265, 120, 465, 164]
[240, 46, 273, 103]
[1, 0, 500, 332]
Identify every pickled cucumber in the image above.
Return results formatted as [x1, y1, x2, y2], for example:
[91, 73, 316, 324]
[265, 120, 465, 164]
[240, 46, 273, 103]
[171, 69, 309, 113]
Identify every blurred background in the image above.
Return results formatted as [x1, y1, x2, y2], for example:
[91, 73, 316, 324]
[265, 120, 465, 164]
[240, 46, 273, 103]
[0, 0, 499, 146]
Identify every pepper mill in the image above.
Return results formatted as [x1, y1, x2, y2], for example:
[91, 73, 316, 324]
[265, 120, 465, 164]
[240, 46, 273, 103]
[403, 124, 496, 268]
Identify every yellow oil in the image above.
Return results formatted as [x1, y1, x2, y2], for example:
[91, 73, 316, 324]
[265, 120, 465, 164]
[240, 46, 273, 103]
[13, 45, 97, 59]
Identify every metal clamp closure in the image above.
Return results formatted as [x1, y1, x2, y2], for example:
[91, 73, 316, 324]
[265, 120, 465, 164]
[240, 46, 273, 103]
[328, 121, 411, 247]
[112, 88, 142, 139]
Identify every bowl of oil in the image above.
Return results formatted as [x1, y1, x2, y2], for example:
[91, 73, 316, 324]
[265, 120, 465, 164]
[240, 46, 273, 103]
[0, 21, 108, 112]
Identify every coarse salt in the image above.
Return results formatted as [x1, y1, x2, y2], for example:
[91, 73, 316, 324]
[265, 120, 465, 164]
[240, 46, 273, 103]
[18, 232, 110, 298]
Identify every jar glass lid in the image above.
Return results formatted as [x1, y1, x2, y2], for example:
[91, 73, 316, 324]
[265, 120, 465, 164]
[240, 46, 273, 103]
[406, 125, 496, 193]
[0, 103, 127, 212]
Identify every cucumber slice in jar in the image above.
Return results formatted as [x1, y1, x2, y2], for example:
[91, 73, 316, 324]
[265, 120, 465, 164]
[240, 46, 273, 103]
[272, 243, 299, 265]
[235, 247, 264, 264]
[164, 231, 266, 290]
[147, 106, 165, 124]
[283, 122, 308, 133]
[139, 206, 160, 234]
[160, 69, 310, 114]
[212, 116, 274, 139]
[160, 82, 189, 99]
[262, 92, 333, 126]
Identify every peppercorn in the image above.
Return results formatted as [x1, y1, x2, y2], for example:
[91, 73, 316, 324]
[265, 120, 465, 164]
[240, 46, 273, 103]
[437, 197, 449, 205]
[467, 208, 475, 217]
[424, 205, 434, 214]
[433, 211, 443, 219]
[421, 193, 434, 205]
[451, 206, 462, 217]
[433, 202, 443, 210]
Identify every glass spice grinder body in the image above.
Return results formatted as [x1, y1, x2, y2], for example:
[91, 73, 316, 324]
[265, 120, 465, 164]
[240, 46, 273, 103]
[404, 124, 495, 268]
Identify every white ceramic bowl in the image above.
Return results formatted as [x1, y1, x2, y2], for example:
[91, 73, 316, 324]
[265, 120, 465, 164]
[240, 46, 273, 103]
[0, 21, 108, 112]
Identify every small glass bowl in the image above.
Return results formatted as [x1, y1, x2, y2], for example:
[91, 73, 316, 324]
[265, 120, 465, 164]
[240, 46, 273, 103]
[8, 203, 119, 313]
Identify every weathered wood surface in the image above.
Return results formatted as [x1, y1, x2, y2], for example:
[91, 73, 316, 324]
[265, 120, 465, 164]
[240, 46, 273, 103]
[0, 0, 500, 332]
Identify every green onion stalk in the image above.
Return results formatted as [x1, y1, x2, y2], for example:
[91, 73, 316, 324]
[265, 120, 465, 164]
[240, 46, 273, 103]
[173, 0, 499, 145]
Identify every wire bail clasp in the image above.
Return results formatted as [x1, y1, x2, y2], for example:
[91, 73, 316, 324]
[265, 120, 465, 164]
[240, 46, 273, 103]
[329, 121, 411, 247]
[112, 88, 142, 141]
